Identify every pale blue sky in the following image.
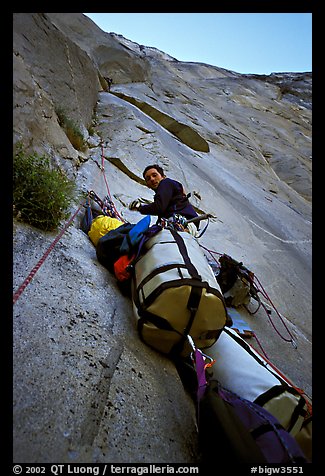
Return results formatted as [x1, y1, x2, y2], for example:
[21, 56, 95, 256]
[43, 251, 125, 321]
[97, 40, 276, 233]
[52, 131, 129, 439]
[84, 13, 312, 75]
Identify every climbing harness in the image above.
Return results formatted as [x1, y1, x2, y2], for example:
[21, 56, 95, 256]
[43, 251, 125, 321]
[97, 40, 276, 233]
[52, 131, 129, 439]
[159, 213, 213, 237]
[186, 213, 213, 238]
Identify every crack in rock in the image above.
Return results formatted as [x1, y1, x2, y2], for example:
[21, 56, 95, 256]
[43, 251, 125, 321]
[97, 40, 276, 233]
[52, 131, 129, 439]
[112, 91, 210, 153]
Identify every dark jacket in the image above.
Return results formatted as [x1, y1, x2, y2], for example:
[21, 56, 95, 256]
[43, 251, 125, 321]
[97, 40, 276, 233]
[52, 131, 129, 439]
[138, 177, 198, 221]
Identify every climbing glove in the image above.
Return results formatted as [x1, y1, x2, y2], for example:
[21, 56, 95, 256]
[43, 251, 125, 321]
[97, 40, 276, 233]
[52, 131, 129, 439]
[129, 199, 142, 211]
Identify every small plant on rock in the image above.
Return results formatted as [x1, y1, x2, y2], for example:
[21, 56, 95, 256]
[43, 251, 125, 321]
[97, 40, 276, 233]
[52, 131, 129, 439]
[13, 145, 77, 231]
[56, 107, 87, 152]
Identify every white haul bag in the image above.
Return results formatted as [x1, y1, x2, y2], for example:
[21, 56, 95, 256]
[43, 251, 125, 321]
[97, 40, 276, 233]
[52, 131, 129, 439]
[205, 327, 312, 458]
[132, 228, 228, 356]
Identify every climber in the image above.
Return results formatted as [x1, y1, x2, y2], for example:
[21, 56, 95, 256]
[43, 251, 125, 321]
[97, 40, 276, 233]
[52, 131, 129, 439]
[105, 77, 113, 92]
[129, 164, 199, 234]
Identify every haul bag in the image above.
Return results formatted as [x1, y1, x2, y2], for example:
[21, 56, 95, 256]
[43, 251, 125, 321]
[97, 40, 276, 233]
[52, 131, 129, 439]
[204, 327, 312, 458]
[132, 228, 227, 356]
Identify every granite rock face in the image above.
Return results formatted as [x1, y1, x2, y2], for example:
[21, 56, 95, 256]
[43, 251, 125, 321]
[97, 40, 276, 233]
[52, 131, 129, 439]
[13, 13, 312, 463]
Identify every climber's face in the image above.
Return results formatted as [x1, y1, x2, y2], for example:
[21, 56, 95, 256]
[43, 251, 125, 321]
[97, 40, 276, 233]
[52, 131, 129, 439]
[144, 168, 165, 190]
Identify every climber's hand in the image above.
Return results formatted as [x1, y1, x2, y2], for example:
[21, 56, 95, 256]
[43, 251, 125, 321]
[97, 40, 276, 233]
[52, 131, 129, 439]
[129, 200, 141, 211]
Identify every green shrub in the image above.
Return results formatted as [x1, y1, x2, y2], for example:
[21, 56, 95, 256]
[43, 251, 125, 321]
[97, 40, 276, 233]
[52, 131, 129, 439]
[13, 146, 77, 231]
[56, 107, 87, 152]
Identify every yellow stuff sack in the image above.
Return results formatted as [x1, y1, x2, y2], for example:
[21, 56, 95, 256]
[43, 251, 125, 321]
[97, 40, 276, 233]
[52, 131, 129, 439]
[88, 215, 123, 246]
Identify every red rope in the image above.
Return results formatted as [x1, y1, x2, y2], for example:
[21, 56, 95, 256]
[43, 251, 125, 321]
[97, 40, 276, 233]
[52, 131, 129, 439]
[100, 145, 125, 222]
[250, 335, 312, 416]
[199, 243, 222, 265]
[253, 275, 297, 347]
[13, 203, 84, 304]
[251, 332, 269, 360]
